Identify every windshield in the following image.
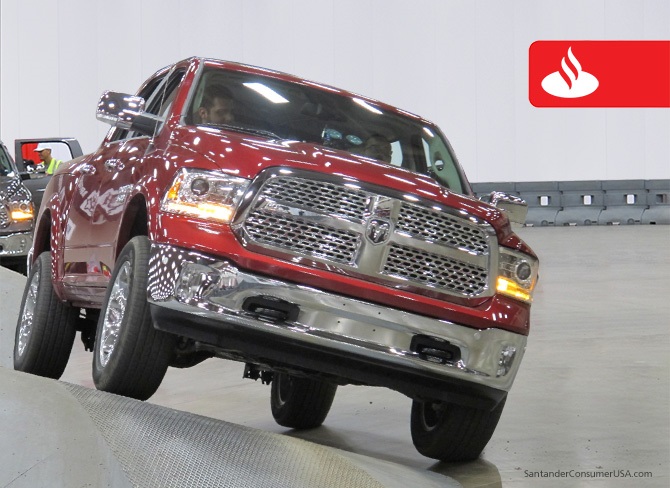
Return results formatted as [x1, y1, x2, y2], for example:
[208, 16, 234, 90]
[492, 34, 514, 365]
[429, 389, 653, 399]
[187, 67, 467, 194]
[0, 146, 15, 176]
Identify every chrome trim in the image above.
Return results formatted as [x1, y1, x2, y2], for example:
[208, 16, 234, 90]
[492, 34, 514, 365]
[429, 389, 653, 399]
[0, 203, 9, 228]
[17, 266, 40, 357]
[99, 261, 131, 368]
[232, 168, 498, 300]
[481, 191, 528, 225]
[0, 231, 32, 256]
[147, 243, 526, 392]
[96, 91, 146, 129]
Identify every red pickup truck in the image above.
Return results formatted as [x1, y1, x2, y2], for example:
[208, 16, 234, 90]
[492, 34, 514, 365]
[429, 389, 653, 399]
[14, 57, 538, 461]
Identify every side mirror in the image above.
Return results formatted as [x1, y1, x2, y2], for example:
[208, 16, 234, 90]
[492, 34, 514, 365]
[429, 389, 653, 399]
[481, 191, 528, 225]
[96, 91, 161, 136]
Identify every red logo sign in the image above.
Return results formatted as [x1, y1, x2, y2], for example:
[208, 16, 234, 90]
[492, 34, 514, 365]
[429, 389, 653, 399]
[529, 41, 670, 107]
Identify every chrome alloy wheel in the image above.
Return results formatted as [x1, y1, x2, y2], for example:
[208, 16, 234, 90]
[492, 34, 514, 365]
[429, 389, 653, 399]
[16, 268, 41, 357]
[99, 261, 131, 368]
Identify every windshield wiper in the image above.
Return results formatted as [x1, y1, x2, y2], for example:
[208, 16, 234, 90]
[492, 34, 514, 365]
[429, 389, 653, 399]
[201, 123, 281, 140]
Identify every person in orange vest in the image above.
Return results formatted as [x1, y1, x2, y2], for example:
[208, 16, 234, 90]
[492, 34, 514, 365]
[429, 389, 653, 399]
[34, 143, 62, 175]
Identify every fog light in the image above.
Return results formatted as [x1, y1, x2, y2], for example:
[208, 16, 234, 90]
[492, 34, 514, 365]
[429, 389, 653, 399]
[497, 345, 517, 377]
[175, 263, 215, 302]
[174, 261, 239, 302]
[212, 261, 240, 289]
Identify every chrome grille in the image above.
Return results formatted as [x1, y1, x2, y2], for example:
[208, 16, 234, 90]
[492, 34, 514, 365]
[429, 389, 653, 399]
[397, 203, 489, 254]
[259, 177, 369, 222]
[239, 172, 495, 299]
[383, 244, 489, 295]
[244, 213, 360, 264]
[0, 205, 9, 228]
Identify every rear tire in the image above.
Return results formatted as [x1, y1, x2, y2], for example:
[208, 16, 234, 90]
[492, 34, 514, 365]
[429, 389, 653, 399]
[410, 396, 506, 462]
[271, 372, 337, 429]
[92, 236, 176, 400]
[13, 251, 77, 378]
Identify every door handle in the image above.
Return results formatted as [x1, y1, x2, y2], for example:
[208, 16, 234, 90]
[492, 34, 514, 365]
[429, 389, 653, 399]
[104, 159, 124, 172]
[80, 164, 96, 175]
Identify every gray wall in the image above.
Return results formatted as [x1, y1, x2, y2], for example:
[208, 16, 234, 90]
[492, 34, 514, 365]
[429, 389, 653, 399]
[1, 0, 668, 182]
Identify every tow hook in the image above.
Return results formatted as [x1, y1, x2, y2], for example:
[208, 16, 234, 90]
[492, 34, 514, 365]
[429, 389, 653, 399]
[242, 295, 300, 322]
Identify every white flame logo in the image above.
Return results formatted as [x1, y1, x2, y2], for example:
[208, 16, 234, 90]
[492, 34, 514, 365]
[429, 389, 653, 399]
[541, 47, 599, 98]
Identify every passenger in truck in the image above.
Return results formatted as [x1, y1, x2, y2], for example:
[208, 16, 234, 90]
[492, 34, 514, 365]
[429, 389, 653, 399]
[362, 134, 392, 163]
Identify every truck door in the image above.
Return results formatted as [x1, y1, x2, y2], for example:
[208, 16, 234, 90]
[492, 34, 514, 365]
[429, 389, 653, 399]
[61, 139, 124, 291]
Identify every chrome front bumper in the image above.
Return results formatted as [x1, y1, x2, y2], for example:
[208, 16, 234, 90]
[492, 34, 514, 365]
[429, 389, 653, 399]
[0, 232, 32, 257]
[147, 243, 527, 400]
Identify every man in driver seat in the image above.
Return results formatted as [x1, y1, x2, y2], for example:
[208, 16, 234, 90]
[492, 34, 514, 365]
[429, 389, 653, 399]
[198, 84, 235, 125]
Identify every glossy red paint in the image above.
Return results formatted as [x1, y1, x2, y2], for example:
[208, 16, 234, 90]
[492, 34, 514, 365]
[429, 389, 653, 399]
[35, 57, 536, 332]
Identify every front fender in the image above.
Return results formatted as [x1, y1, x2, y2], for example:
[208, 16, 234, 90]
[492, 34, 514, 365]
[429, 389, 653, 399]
[33, 173, 80, 299]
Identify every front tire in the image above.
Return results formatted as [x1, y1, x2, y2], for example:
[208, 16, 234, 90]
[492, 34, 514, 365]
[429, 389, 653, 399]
[270, 372, 337, 429]
[14, 251, 77, 378]
[410, 396, 507, 462]
[92, 236, 176, 400]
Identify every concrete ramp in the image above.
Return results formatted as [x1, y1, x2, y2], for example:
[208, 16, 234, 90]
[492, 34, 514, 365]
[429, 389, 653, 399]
[0, 263, 455, 488]
[0, 368, 454, 487]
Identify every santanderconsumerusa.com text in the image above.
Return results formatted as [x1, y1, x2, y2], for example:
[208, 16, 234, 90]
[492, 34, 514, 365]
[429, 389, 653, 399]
[524, 469, 653, 479]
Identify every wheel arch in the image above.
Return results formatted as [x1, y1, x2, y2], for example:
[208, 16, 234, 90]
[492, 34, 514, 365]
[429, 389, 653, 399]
[32, 209, 52, 265]
[114, 194, 150, 260]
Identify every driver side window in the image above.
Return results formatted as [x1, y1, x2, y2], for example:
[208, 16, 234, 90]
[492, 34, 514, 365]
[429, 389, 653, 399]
[125, 68, 185, 139]
[145, 68, 185, 118]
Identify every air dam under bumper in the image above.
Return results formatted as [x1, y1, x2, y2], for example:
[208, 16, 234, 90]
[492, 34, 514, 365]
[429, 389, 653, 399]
[147, 243, 527, 408]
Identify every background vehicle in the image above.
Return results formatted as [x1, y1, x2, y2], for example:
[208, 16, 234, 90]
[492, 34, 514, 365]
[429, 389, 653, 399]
[0, 140, 34, 274]
[0, 139, 82, 274]
[14, 57, 538, 462]
[13, 138, 83, 212]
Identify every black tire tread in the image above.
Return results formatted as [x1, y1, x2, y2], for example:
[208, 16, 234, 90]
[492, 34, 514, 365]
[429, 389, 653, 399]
[410, 397, 506, 462]
[13, 252, 77, 378]
[93, 236, 176, 400]
[271, 373, 337, 429]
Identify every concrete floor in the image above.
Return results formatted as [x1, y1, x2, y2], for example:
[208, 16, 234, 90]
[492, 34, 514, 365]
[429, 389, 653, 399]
[1, 226, 668, 487]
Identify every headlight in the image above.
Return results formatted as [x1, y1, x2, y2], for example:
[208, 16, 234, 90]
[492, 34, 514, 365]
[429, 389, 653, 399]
[496, 247, 539, 303]
[9, 200, 34, 222]
[161, 169, 250, 223]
